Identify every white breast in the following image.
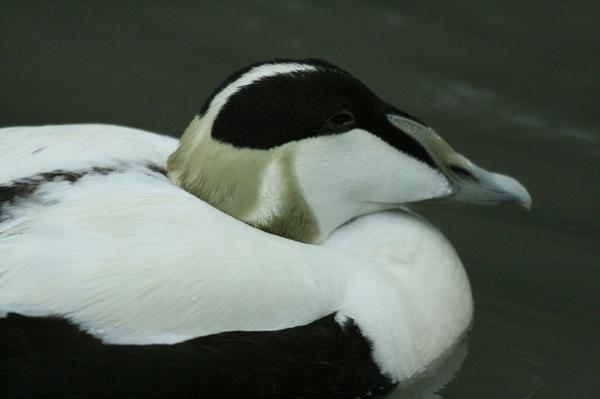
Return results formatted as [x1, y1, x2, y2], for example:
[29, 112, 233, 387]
[0, 125, 472, 382]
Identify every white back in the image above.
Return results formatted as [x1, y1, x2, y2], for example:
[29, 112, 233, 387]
[0, 124, 177, 184]
[0, 125, 472, 382]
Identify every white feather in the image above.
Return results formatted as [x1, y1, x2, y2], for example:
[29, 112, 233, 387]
[0, 124, 177, 183]
[0, 125, 472, 382]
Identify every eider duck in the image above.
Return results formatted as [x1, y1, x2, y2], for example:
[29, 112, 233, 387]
[0, 59, 530, 398]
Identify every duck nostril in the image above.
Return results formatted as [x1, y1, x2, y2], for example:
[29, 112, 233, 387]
[449, 165, 478, 182]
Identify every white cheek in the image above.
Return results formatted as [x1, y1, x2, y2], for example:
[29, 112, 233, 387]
[296, 129, 450, 204]
[293, 130, 451, 239]
[358, 144, 452, 203]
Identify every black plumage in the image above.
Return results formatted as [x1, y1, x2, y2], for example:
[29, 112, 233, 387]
[0, 313, 393, 399]
[205, 59, 436, 168]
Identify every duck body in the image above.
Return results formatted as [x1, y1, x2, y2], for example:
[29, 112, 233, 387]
[0, 124, 472, 386]
[0, 59, 530, 398]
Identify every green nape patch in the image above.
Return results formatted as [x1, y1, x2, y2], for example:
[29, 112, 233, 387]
[252, 151, 320, 243]
[167, 118, 320, 243]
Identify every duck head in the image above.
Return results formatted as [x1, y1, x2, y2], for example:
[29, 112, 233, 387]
[168, 59, 531, 243]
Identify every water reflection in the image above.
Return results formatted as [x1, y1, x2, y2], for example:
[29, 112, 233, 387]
[388, 340, 468, 398]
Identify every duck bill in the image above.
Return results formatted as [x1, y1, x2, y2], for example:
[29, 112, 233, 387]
[387, 114, 532, 209]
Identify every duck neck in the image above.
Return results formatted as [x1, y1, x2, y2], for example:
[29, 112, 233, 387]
[167, 119, 323, 243]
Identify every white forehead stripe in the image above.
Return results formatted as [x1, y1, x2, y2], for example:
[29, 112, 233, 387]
[190, 63, 318, 146]
[205, 63, 317, 120]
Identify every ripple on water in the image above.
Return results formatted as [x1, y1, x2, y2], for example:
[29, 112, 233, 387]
[504, 112, 547, 129]
[384, 13, 404, 28]
[558, 126, 599, 143]
[428, 81, 495, 112]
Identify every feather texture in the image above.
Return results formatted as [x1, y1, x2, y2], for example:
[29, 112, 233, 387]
[0, 125, 472, 382]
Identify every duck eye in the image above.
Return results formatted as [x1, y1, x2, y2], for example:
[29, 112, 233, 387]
[327, 110, 355, 128]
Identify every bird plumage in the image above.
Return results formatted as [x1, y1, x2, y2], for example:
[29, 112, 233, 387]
[0, 123, 472, 382]
[0, 59, 530, 398]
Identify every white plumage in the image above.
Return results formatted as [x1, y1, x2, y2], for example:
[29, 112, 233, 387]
[0, 124, 472, 381]
[0, 60, 529, 385]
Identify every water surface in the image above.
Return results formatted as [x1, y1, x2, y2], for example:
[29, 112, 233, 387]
[1, 1, 598, 397]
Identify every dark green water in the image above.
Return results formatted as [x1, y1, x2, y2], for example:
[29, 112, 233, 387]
[1, 1, 598, 397]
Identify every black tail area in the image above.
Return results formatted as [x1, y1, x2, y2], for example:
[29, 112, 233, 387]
[0, 313, 392, 399]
